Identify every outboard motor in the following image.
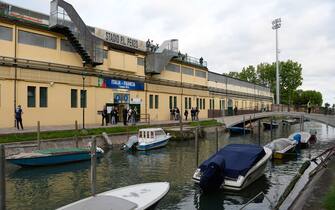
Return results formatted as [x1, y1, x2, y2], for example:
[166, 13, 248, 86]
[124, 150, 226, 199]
[199, 155, 225, 192]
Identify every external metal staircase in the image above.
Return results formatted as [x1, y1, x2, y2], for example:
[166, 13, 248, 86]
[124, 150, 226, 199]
[145, 39, 179, 74]
[49, 0, 103, 66]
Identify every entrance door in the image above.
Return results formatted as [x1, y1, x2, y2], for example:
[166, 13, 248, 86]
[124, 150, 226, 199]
[129, 104, 141, 122]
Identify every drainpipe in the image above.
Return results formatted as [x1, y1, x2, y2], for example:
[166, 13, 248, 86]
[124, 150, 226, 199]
[13, 24, 17, 127]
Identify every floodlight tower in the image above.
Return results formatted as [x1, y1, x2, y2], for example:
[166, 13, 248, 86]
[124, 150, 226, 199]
[272, 18, 281, 104]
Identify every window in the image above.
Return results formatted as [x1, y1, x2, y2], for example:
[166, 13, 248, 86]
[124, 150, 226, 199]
[200, 98, 203, 109]
[27, 86, 36, 107]
[154, 95, 159, 109]
[169, 96, 172, 109]
[165, 63, 180, 73]
[173, 96, 177, 108]
[71, 89, 77, 108]
[195, 70, 207, 78]
[185, 97, 188, 110]
[181, 66, 194, 76]
[61, 39, 75, 52]
[196, 98, 199, 109]
[203, 99, 205, 110]
[0, 26, 12, 41]
[103, 50, 108, 59]
[137, 57, 144, 66]
[80, 90, 87, 108]
[149, 94, 153, 109]
[188, 97, 191, 109]
[39, 87, 48, 107]
[18, 30, 56, 49]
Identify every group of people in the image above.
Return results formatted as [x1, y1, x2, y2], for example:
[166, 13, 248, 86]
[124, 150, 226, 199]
[102, 106, 138, 126]
[170, 107, 200, 121]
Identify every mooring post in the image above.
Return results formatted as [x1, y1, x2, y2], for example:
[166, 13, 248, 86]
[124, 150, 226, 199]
[75, 120, 79, 148]
[126, 124, 129, 141]
[0, 145, 5, 210]
[195, 128, 199, 167]
[215, 127, 219, 152]
[258, 119, 261, 145]
[243, 115, 246, 135]
[270, 117, 273, 141]
[179, 115, 183, 140]
[302, 115, 304, 131]
[300, 116, 303, 132]
[250, 115, 252, 128]
[37, 121, 41, 150]
[90, 136, 97, 196]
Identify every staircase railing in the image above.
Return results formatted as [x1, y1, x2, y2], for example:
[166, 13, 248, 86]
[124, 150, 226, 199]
[49, 0, 103, 66]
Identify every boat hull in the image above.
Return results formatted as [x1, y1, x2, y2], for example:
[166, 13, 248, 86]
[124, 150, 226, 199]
[136, 138, 169, 151]
[7, 151, 103, 167]
[263, 122, 279, 130]
[229, 127, 251, 135]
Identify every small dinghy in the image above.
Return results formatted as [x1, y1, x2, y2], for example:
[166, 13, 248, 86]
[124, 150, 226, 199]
[57, 182, 170, 210]
[7, 147, 104, 167]
[192, 144, 272, 191]
[282, 119, 297, 125]
[262, 121, 279, 130]
[229, 127, 252, 135]
[123, 128, 171, 151]
[265, 138, 296, 159]
[288, 131, 316, 148]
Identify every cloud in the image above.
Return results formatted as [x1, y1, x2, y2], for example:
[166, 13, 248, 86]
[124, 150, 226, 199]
[5, 0, 335, 104]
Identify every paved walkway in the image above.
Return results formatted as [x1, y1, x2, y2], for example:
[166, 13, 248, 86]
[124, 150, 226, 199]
[1, 111, 334, 135]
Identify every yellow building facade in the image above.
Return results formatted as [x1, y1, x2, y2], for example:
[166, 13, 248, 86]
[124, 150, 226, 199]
[0, 1, 273, 128]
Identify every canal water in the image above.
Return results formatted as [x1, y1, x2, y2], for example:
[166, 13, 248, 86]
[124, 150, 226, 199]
[4, 121, 335, 210]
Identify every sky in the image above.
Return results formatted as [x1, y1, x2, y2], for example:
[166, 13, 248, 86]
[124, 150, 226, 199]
[5, 0, 335, 105]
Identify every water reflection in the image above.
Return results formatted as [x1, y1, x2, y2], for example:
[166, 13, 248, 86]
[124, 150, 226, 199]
[4, 121, 335, 210]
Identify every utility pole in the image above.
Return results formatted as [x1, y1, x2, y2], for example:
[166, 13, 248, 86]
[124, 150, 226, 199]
[272, 18, 281, 104]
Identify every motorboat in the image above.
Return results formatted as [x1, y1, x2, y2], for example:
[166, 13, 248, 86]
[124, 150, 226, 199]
[57, 182, 170, 210]
[192, 144, 272, 191]
[265, 138, 297, 159]
[262, 121, 279, 130]
[228, 127, 252, 135]
[7, 147, 104, 167]
[282, 118, 297, 125]
[288, 131, 316, 148]
[123, 128, 171, 151]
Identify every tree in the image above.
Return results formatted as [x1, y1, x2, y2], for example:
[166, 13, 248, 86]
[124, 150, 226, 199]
[292, 89, 323, 107]
[225, 71, 240, 79]
[239, 65, 258, 83]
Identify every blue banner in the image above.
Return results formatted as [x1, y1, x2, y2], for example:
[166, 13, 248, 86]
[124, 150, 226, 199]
[99, 78, 144, 90]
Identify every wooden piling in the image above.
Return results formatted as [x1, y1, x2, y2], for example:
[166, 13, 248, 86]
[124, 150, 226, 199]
[258, 119, 261, 145]
[37, 121, 41, 150]
[216, 127, 219, 152]
[179, 115, 183, 140]
[75, 120, 79, 148]
[0, 145, 5, 210]
[195, 128, 199, 167]
[243, 116, 246, 135]
[90, 136, 97, 196]
[270, 117, 273, 141]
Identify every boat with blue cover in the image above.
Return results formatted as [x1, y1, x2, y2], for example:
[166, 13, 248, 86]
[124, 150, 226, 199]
[192, 144, 272, 191]
[288, 131, 316, 148]
[7, 147, 104, 167]
[123, 128, 171, 151]
[228, 127, 251, 135]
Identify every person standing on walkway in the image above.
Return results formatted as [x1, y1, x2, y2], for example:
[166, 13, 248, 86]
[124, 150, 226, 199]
[101, 105, 108, 126]
[111, 108, 116, 125]
[184, 109, 188, 121]
[307, 101, 311, 114]
[175, 107, 180, 120]
[123, 108, 128, 125]
[191, 107, 195, 121]
[15, 105, 24, 130]
[196, 107, 199, 121]
[234, 106, 238, 115]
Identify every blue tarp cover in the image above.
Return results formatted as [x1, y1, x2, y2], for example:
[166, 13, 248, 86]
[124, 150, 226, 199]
[199, 144, 265, 179]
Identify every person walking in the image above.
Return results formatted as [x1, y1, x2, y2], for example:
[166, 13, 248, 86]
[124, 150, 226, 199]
[101, 105, 108, 126]
[175, 107, 180, 120]
[184, 109, 188, 121]
[111, 108, 116, 125]
[15, 105, 24, 130]
[191, 107, 195, 121]
[234, 106, 238, 115]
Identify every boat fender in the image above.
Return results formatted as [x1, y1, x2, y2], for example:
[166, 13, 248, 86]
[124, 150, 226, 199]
[199, 159, 225, 192]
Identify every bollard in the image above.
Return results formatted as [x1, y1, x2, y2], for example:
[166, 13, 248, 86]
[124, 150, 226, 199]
[215, 127, 219, 152]
[0, 145, 5, 210]
[37, 121, 41, 150]
[90, 136, 97, 196]
[243, 116, 246, 135]
[195, 128, 199, 167]
[270, 117, 273, 141]
[75, 120, 79, 148]
[258, 120, 261, 145]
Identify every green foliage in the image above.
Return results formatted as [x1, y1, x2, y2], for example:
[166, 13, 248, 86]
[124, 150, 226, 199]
[189, 119, 222, 127]
[323, 185, 335, 210]
[292, 90, 323, 106]
[226, 60, 304, 105]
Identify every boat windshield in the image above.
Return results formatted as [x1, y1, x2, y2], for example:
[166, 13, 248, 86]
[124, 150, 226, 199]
[155, 130, 166, 136]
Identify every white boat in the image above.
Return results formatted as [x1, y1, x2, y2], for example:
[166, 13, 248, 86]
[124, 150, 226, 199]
[123, 128, 171, 151]
[192, 144, 272, 191]
[282, 119, 297, 125]
[288, 131, 313, 148]
[265, 138, 297, 159]
[57, 182, 170, 210]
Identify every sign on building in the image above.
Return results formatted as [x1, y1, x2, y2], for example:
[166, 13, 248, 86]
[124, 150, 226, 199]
[98, 78, 144, 91]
